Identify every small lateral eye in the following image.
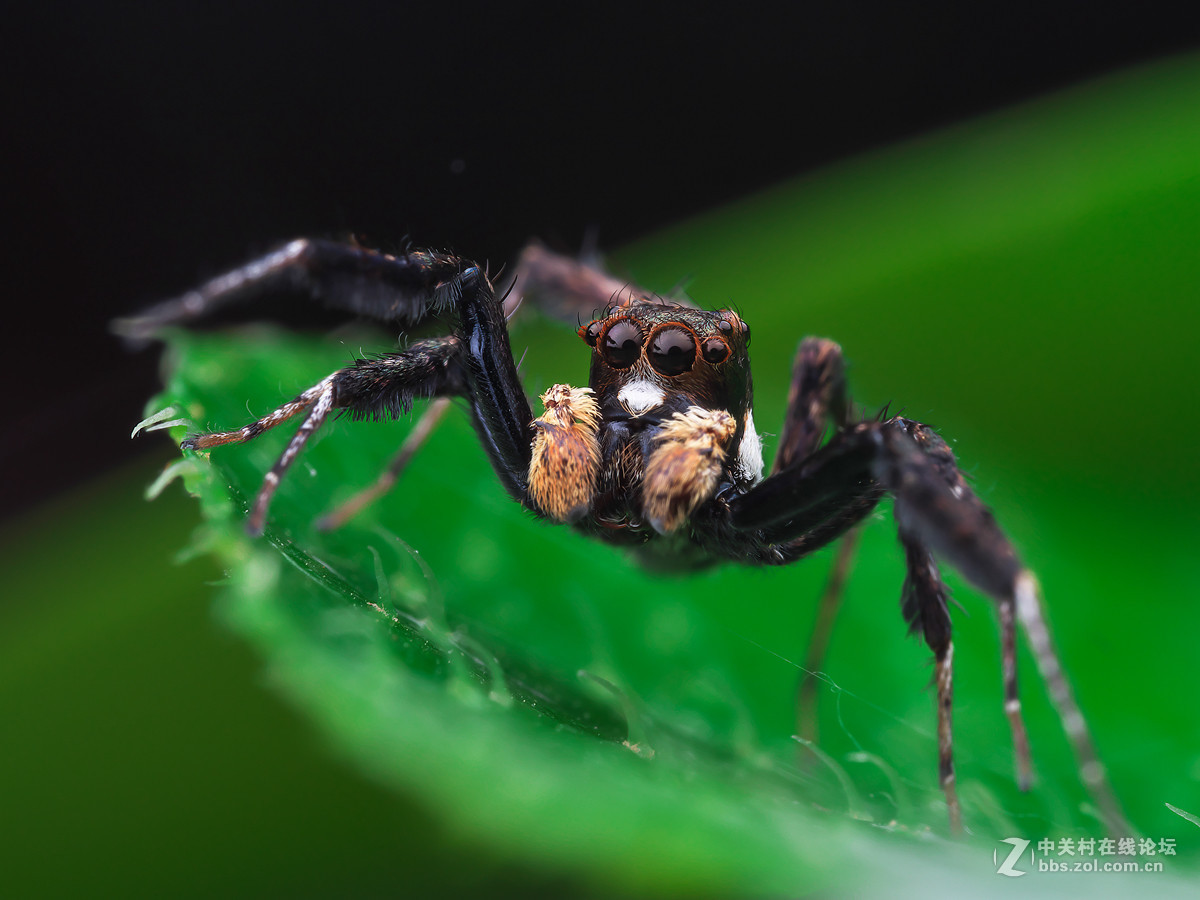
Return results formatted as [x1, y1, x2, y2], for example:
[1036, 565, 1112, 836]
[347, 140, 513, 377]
[717, 319, 733, 335]
[701, 336, 730, 365]
[579, 320, 602, 346]
[648, 327, 696, 376]
[601, 318, 642, 368]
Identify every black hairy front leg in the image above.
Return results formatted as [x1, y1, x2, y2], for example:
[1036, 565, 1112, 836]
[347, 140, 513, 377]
[183, 337, 465, 535]
[449, 266, 535, 499]
[114, 239, 465, 341]
[125, 240, 538, 524]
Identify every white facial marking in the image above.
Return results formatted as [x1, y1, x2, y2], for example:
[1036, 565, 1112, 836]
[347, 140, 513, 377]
[618, 380, 666, 414]
[735, 410, 764, 484]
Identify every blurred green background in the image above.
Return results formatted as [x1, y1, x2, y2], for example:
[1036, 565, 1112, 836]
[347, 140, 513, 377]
[3, 55, 1199, 897]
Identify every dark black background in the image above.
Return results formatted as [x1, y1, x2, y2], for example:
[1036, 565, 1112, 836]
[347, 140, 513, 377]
[4, 2, 1197, 518]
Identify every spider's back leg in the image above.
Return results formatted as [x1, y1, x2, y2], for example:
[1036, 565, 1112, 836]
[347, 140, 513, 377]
[502, 241, 700, 325]
[774, 337, 849, 472]
[767, 337, 871, 747]
[728, 415, 1128, 832]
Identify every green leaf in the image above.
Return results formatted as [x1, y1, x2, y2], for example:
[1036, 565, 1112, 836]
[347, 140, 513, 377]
[56, 53, 1200, 896]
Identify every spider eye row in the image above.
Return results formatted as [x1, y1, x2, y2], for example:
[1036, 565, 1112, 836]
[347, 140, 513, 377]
[578, 317, 733, 375]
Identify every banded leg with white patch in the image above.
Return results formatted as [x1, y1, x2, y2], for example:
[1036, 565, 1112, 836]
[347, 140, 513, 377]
[1014, 572, 1130, 833]
[934, 643, 959, 831]
[246, 378, 336, 534]
[879, 419, 1040, 803]
[179, 372, 339, 534]
[181, 375, 336, 451]
[528, 384, 601, 522]
[883, 422, 1126, 829]
[998, 590, 1033, 791]
[899, 529, 960, 830]
[181, 337, 468, 534]
[642, 407, 736, 534]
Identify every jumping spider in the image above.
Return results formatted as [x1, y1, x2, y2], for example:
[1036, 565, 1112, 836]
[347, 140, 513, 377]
[120, 237, 1125, 832]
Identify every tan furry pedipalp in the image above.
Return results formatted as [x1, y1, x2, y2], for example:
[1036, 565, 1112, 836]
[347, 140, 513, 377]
[643, 407, 736, 534]
[528, 384, 602, 522]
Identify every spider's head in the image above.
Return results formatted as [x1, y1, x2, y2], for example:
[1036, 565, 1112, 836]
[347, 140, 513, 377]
[578, 301, 752, 425]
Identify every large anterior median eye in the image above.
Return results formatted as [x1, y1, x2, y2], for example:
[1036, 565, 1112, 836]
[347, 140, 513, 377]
[648, 326, 696, 376]
[601, 318, 642, 368]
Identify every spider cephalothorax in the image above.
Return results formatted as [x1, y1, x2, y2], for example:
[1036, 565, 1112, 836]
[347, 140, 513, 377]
[527, 302, 760, 542]
[580, 302, 752, 428]
[119, 237, 1127, 833]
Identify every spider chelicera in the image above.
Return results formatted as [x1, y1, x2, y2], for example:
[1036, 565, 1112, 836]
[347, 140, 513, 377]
[120, 237, 1125, 832]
